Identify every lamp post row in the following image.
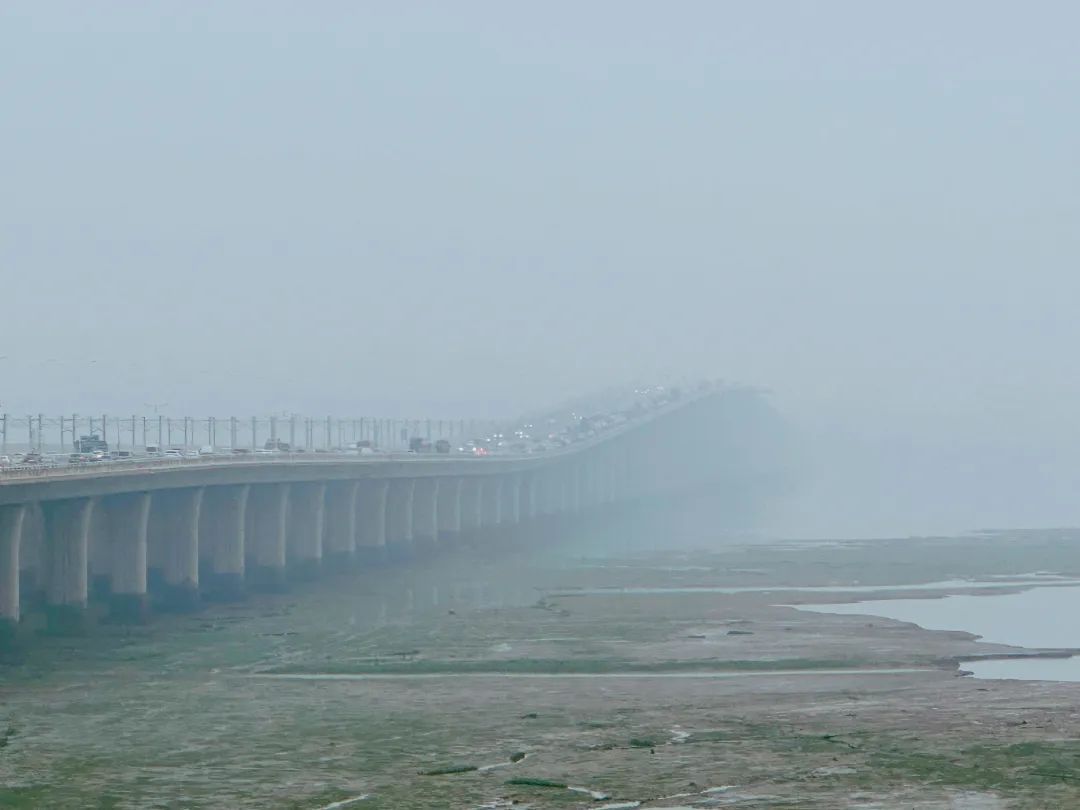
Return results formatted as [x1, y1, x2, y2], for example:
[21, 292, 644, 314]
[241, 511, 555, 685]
[0, 414, 498, 455]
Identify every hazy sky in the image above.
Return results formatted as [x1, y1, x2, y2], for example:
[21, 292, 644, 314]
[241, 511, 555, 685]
[4, 3, 1080, 534]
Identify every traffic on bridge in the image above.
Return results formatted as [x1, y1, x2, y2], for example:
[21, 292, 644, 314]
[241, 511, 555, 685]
[0, 382, 725, 643]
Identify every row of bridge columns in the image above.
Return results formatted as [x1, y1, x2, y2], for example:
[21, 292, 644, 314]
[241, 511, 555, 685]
[0, 451, 641, 640]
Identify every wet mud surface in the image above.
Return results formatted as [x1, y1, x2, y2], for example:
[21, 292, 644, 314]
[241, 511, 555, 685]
[5, 524, 1080, 808]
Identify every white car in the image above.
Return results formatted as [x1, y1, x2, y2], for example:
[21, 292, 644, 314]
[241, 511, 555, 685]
[163, 449, 183, 458]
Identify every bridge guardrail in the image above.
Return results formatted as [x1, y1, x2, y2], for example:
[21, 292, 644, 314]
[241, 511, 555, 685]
[0, 451, 504, 482]
[0, 392, 709, 485]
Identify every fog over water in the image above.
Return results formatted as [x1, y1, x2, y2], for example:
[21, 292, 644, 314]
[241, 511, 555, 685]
[4, 3, 1080, 537]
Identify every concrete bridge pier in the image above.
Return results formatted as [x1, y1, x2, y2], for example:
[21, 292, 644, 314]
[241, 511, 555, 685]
[355, 480, 388, 565]
[634, 424, 665, 498]
[586, 458, 604, 511]
[150, 488, 203, 612]
[0, 504, 26, 642]
[613, 443, 628, 502]
[199, 485, 248, 602]
[323, 481, 360, 569]
[458, 478, 482, 545]
[533, 472, 552, 521]
[88, 504, 112, 603]
[540, 471, 560, 517]
[601, 455, 615, 506]
[247, 483, 289, 592]
[480, 476, 502, 541]
[514, 474, 541, 543]
[542, 468, 572, 535]
[623, 441, 646, 501]
[499, 474, 520, 540]
[103, 493, 151, 622]
[42, 497, 94, 634]
[568, 464, 583, 515]
[613, 442, 631, 504]
[288, 483, 325, 581]
[588, 455, 605, 508]
[521, 475, 538, 522]
[385, 479, 415, 562]
[578, 461, 594, 513]
[412, 479, 439, 553]
[436, 477, 462, 547]
[17, 504, 43, 613]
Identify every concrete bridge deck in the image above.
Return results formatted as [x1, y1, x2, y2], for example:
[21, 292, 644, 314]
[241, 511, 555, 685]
[0, 392, 720, 642]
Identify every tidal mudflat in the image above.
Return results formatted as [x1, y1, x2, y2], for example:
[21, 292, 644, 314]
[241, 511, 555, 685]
[5, 523, 1080, 808]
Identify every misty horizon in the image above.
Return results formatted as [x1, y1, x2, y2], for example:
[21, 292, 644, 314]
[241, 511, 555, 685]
[5, 3, 1080, 536]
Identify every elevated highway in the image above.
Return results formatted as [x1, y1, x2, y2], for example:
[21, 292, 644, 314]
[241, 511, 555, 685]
[0, 391, 726, 639]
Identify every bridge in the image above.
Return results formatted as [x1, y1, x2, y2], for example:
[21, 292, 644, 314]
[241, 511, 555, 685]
[0, 390, 726, 643]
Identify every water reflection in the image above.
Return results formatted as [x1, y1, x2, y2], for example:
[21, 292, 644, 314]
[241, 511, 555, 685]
[548, 577, 1080, 598]
[794, 584, 1080, 649]
[962, 657, 1080, 682]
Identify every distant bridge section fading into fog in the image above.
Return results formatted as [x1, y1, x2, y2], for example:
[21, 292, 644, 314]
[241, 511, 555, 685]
[0, 390, 763, 640]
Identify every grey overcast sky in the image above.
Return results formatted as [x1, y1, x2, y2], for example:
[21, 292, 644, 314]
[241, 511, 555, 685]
[4, 2, 1080, 535]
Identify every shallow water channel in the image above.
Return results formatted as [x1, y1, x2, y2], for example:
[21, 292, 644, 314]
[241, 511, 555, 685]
[793, 581, 1080, 681]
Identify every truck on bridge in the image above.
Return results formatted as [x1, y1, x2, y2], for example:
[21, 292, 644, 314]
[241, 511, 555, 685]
[73, 434, 108, 455]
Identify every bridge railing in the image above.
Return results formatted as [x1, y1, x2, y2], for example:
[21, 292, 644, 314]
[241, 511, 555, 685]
[0, 391, 710, 485]
[0, 451, 500, 482]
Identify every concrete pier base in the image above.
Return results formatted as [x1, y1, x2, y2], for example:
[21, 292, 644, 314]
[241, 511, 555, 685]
[147, 568, 167, 598]
[248, 564, 289, 592]
[412, 535, 437, 554]
[0, 618, 15, 649]
[287, 483, 325, 582]
[385, 479, 415, 560]
[436, 478, 463, 548]
[157, 582, 200, 613]
[247, 483, 289, 593]
[322, 549, 356, 573]
[0, 504, 25, 645]
[353, 545, 388, 566]
[44, 603, 89, 636]
[104, 492, 151, 623]
[480, 477, 502, 541]
[288, 556, 322, 582]
[42, 498, 94, 635]
[323, 481, 359, 564]
[87, 501, 113, 604]
[386, 541, 414, 563]
[411, 479, 439, 556]
[458, 478, 483, 548]
[200, 485, 249, 602]
[107, 592, 150, 624]
[202, 571, 245, 602]
[499, 475, 520, 532]
[150, 488, 203, 613]
[90, 574, 111, 602]
[436, 529, 461, 549]
[355, 480, 389, 565]
[521, 475, 538, 523]
[18, 569, 40, 612]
